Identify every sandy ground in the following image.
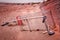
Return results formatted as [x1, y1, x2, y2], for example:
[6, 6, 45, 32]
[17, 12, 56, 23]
[0, 26, 60, 40]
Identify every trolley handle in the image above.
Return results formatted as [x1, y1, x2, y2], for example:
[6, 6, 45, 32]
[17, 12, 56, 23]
[42, 16, 47, 23]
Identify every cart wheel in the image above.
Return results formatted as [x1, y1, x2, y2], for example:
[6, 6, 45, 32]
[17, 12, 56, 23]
[48, 31, 55, 35]
[36, 29, 40, 31]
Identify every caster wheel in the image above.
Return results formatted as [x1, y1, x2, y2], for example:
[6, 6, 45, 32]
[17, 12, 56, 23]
[36, 29, 40, 31]
[48, 31, 55, 35]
